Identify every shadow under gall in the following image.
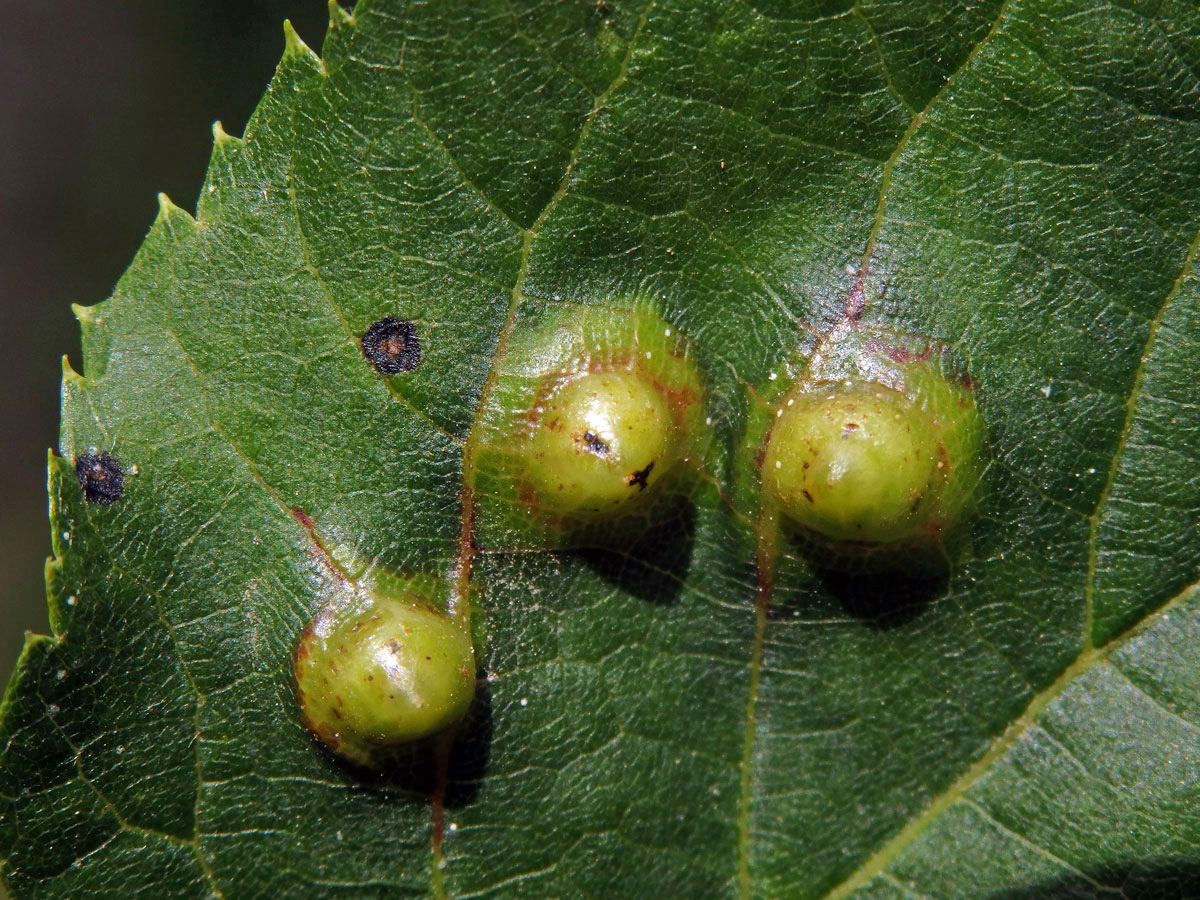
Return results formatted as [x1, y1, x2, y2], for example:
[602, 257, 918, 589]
[983, 858, 1200, 899]
[322, 678, 493, 809]
[443, 677, 493, 809]
[810, 566, 947, 629]
[575, 496, 696, 606]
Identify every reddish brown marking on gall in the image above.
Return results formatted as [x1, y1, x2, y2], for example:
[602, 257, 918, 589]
[642, 368, 700, 426]
[626, 461, 655, 490]
[802, 489, 814, 503]
[312, 722, 340, 750]
[516, 482, 539, 508]
[938, 443, 951, 474]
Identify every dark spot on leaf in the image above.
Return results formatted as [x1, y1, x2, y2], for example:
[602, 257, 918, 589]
[74, 452, 125, 505]
[626, 461, 655, 491]
[595, 0, 612, 17]
[361, 317, 421, 374]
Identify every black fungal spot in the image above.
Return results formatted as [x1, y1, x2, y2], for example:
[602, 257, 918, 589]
[626, 461, 654, 491]
[74, 452, 125, 505]
[580, 431, 610, 456]
[361, 317, 421, 375]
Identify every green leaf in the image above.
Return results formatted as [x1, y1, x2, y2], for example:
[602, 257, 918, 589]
[4, 1, 1200, 897]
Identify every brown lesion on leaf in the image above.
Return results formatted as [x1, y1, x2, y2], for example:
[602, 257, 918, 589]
[361, 317, 421, 374]
[626, 461, 655, 490]
[74, 452, 125, 505]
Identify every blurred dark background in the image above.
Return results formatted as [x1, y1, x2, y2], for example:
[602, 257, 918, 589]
[0, 1, 332, 698]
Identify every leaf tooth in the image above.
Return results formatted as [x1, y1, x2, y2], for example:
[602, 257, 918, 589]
[239, 21, 325, 146]
[199, 121, 245, 214]
[60, 354, 85, 387]
[152, 192, 197, 249]
[211, 120, 243, 147]
[328, 0, 354, 29]
[70, 302, 100, 345]
[282, 19, 322, 69]
[155, 191, 193, 225]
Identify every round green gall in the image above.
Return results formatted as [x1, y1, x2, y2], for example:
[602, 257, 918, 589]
[764, 384, 942, 543]
[294, 594, 475, 768]
[522, 367, 676, 518]
[473, 305, 710, 548]
[761, 334, 985, 566]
